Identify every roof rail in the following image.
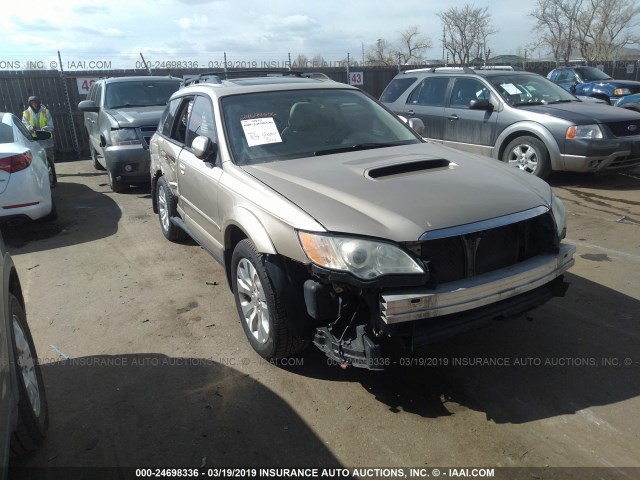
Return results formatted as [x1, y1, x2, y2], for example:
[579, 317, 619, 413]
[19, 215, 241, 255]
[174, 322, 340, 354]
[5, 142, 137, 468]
[181, 72, 223, 87]
[404, 66, 476, 74]
[222, 69, 304, 79]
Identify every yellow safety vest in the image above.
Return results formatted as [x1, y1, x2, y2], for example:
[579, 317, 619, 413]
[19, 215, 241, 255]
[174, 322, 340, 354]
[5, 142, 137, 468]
[23, 107, 49, 138]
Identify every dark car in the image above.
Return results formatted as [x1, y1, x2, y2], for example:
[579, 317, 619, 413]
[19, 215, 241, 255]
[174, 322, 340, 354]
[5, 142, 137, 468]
[0, 233, 48, 474]
[78, 76, 182, 192]
[615, 93, 640, 112]
[380, 68, 640, 178]
[547, 66, 640, 104]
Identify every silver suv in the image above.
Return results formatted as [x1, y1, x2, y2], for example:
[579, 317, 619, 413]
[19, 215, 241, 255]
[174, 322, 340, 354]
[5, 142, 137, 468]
[381, 68, 640, 178]
[79, 76, 181, 192]
[150, 71, 574, 369]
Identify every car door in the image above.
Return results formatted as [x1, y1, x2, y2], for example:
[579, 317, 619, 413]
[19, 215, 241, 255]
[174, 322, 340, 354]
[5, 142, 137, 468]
[402, 77, 449, 142]
[443, 77, 498, 156]
[176, 95, 224, 252]
[85, 82, 102, 154]
[154, 97, 186, 192]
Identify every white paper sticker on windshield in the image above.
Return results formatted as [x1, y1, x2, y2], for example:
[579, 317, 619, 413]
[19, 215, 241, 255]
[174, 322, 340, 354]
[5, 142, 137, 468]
[241, 117, 282, 147]
[500, 83, 523, 95]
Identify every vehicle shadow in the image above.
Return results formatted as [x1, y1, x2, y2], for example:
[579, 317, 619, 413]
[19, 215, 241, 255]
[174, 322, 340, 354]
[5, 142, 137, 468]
[290, 272, 640, 424]
[10, 354, 344, 476]
[549, 169, 640, 191]
[1, 181, 121, 254]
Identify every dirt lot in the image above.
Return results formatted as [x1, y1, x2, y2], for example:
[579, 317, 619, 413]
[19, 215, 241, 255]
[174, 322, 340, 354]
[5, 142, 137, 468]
[4, 160, 640, 478]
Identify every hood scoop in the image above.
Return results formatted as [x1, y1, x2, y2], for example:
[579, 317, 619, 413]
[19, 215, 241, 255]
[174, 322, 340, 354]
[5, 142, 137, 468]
[367, 159, 455, 179]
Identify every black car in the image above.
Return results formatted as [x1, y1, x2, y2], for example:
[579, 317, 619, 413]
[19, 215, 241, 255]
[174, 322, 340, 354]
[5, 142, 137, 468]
[547, 66, 640, 105]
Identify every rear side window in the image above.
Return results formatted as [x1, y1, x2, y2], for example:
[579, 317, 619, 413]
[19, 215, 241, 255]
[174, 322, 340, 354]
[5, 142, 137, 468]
[407, 78, 449, 106]
[160, 98, 183, 137]
[380, 77, 417, 103]
[0, 123, 14, 143]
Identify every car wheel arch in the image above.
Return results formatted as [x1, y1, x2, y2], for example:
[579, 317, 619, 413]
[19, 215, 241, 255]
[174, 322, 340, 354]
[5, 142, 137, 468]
[495, 124, 562, 171]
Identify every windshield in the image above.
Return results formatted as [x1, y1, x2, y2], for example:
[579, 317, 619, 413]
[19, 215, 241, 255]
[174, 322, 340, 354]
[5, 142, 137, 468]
[221, 89, 421, 165]
[488, 74, 578, 106]
[105, 80, 181, 109]
[576, 67, 613, 81]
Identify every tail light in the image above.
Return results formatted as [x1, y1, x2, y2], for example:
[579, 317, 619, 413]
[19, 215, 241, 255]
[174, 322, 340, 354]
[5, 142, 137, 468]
[0, 151, 33, 174]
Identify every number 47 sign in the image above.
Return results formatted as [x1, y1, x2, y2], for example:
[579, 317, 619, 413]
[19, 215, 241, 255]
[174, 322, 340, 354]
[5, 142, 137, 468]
[349, 72, 364, 86]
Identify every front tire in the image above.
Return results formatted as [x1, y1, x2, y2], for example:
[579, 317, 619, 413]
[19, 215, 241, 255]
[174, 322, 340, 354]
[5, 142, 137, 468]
[231, 239, 308, 360]
[156, 176, 186, 241]
[9, 294, 48, 455]
[502, 136, 551, 179]
[108, 169, 126, 193]
[90, 143, 105, 171]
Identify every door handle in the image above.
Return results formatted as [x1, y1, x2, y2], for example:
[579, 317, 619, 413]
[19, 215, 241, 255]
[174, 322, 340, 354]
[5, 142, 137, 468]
[447, 114, 459, 121]
[406, 110, 415, 116]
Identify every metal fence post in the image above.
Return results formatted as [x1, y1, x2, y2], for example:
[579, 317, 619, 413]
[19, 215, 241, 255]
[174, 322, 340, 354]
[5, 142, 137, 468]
[58, 51, 81, 160]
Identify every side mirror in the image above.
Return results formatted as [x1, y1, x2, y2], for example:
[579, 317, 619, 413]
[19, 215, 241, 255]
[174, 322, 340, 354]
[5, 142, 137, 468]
[191, 136, 219, 162]
[469, 99, 493, 110]
[78, 100, 99, 112]
[34, 130, 51, 141]
[407, 118, 425, 135]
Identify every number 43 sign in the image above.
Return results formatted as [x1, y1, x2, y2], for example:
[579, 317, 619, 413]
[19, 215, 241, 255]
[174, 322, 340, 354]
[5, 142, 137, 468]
[349, 72, 364, 86]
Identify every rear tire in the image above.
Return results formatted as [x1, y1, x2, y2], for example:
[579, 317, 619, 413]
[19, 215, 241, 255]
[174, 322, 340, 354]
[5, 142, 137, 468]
[231, 239, 308, 360]
[156, 176, 186, 241]
[502, 136, 551, 179]
[9, 294, 48, 456]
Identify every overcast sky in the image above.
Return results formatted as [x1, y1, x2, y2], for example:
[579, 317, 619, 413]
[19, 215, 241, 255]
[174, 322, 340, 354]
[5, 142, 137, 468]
[0, 0, 539, 70]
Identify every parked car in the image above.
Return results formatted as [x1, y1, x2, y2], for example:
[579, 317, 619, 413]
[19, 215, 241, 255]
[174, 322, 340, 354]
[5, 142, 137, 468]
[0, 233, 48, 472]
[149, 71, 575, 370]
[78, 76, 182, 193]
[615, 93, 640, 112]
[380, 68, 640, 178]
[0, 113, 56, 225]
[547, 66, 640, 104]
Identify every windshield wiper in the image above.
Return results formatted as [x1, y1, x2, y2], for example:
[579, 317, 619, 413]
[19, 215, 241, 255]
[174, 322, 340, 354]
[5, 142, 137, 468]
[547, 99, 577, 104]
[314, 142, 406, 156]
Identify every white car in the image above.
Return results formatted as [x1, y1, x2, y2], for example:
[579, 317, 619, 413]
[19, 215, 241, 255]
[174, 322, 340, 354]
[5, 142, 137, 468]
[0, 113, 56, 225]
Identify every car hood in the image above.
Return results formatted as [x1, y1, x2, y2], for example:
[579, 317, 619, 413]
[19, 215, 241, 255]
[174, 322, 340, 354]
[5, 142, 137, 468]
[105, 106, 165, 128]
[520, 101, 640, 124]
[242, 144, 551, 241]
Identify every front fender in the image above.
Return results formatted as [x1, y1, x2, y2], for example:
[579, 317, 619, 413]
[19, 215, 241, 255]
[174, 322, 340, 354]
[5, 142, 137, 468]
[494, 121, 563, 171]
[225, 207, 276, 255]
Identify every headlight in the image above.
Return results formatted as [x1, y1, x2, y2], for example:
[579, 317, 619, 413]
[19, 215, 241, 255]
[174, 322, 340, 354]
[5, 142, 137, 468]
[613, 88, 631, 96]
[110, 128, 140, 145]
[551, 192, 567, 240]
[566, 124, 603, 140]
[297, 232, 425, 280]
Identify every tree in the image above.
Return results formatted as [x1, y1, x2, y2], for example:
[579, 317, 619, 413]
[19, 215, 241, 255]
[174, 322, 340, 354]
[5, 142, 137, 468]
[365, 27, 432, 66]
[530, 0, 582, 65]
[530, 0, 640, 63]
[438, 4, 496, 65]
[575, 0, 640, 62]
[395, 26, 432, 65]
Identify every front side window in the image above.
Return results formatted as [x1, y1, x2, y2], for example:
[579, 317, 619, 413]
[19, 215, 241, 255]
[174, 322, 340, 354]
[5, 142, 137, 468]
[186, 95, 217, 147]
[450, 78, 488, 108]
[221, 89, 421, 165]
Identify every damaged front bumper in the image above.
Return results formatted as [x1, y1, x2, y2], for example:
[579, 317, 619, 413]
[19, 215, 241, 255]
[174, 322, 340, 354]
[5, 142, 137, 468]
[380, 243, 575, 324]
[311, 243, 575, 370]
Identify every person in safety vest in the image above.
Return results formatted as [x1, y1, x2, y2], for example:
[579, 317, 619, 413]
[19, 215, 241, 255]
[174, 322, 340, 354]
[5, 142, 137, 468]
[22, 96, 56, 186]
[22, 96, 54, 137]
